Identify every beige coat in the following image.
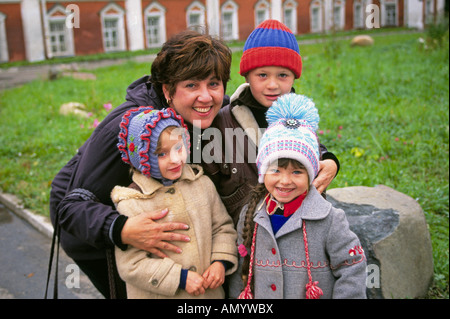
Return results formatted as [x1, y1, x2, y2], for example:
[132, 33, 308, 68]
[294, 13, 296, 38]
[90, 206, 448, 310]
[111, 165, 238, 299]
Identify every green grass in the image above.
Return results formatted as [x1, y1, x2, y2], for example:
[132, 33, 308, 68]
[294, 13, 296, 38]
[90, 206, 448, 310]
[0, 31, 448, 298]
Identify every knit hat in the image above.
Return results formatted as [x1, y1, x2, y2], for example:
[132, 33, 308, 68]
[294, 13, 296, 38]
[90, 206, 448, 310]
[256, 93, 320, 184]
[118, 106, 190, 181]
[240, 19, 302, 78]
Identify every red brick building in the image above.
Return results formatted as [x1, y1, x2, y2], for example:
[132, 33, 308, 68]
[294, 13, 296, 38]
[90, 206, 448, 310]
[0, 0, 445, 63]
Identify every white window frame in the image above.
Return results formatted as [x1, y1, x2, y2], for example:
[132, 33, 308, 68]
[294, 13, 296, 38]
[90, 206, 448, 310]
[380, 0, 399, 27]
[144, 2, 166, 48]
[100, 3, 126, 52]
[310, 0, 323, 33]
[353, 0, 365, 29]
[254, 0, 270, 27]
[333, 0, 346, 31]
[221, 0, 239, 41]
[283, 0, 298, 34]
[47, 5, 75, 57]
[0, 12, 8, 62]
[186, 1, 206, 33]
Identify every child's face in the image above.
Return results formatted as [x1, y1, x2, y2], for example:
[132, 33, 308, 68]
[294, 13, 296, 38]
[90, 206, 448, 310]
[156, 130, 187, 181]
[264, 161, 309, 204]
[246, 66, 295, 108]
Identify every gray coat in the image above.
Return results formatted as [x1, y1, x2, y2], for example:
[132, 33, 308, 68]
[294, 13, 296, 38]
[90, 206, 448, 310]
[229, 186, 367, 299]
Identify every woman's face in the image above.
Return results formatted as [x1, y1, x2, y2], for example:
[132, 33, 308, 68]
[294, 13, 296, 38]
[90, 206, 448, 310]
[163, 74, 224, 129]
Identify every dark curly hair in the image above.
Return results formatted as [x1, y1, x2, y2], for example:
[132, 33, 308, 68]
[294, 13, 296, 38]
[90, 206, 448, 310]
[150, 30, 232, 101]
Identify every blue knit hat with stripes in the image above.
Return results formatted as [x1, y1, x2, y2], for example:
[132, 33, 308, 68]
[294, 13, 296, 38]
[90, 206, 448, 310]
[118, 107, 190, 180]
[256, 94, 320, 184]
[240, 19, 302, 78]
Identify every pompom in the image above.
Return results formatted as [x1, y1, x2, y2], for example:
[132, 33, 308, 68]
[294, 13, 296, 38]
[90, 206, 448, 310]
[305, 281, 323, 299]
[266, 93, 319, 131]
[238, 286, 254, 299]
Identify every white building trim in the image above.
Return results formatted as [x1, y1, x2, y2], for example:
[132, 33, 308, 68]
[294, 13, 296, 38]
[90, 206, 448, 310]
[21, 0, 45, 62]
[125, 0, 144, 51]
[206, 0, 220, 37]
[0, 12, 8, 62]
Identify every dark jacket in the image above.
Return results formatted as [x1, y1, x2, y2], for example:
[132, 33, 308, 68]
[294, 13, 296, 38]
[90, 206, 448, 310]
[202, 84, 339, 225]
[49, 76, 167, 260]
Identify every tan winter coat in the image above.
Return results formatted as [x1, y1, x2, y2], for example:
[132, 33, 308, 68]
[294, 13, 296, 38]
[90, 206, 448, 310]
[111, 164, 238, 299]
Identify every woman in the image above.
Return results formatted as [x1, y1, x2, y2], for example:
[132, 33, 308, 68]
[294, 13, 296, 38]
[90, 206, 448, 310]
[49, 30, 232, 298]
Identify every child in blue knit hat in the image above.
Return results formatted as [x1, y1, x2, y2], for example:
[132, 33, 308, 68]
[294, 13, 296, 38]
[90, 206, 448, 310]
[111, 106, 237, 299]
[204, 19, 339, 224]
[228, 94, 367, 299]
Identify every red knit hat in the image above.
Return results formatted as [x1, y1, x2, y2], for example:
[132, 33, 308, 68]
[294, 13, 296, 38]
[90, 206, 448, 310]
[240, 19, 302, 78]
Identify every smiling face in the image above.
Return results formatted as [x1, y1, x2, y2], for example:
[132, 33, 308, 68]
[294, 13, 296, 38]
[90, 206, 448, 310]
[246, 66, 296, 108]
[156, 127, 187, 181]
[163, 74, 224, 129]
[263, 159, 309, 204]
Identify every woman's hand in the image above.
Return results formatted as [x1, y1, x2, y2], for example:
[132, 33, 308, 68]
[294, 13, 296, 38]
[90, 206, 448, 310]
[312, 159, 338, 194]
[121, 208, 190, 258]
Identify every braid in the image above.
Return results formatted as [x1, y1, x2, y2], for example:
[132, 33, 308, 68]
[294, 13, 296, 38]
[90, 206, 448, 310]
[241, 183, 267, 290]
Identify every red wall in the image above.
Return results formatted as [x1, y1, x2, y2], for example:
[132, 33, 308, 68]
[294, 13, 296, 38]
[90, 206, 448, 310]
[1, 3, 26, 62]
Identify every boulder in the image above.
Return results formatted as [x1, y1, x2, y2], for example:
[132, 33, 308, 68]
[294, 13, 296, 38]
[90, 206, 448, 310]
[327, 185, 434, 299]
[351, 35, 374, 47]
[59, 102, 89, 118]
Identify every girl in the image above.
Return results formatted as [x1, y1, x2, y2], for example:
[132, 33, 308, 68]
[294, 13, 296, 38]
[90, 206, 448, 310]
[112, 107, 237, 299]
[228, 94, 366, 299]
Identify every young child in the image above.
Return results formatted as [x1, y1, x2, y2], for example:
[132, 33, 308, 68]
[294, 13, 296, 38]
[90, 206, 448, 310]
[111, 106, 237, 299]
[204, 19, 339, 224]
[228, 94, 367, 299]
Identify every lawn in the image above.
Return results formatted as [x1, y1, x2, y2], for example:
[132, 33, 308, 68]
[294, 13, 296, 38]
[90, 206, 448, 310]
[0, 31, 448, 298]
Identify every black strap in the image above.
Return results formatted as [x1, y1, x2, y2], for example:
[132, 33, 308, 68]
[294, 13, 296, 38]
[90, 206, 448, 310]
[44, 214, 60, 299]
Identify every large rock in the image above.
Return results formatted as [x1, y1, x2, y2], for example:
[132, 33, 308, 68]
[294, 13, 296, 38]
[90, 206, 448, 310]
[351, 35, 374, 47]
[327, 185, 434, 299]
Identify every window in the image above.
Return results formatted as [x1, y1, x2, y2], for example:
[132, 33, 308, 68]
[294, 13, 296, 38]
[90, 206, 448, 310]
[0, 12, 8, 62]
[283, 0, 298, 34]
[100, 3, 126, 52]
[221, 0, 238, 41]
[310, 0, 323, 33]
[425, 0, 435, 24]
[333, 0, 345, 31]
[385, 4, 396, 26]
[47, 5, 74, 57]
[354, 1, 364, 29]
[144, 2, 166, 48]
[255, 0, 270, 27]
[186, 1, 206, 33]
[381, 0, 398, 27]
